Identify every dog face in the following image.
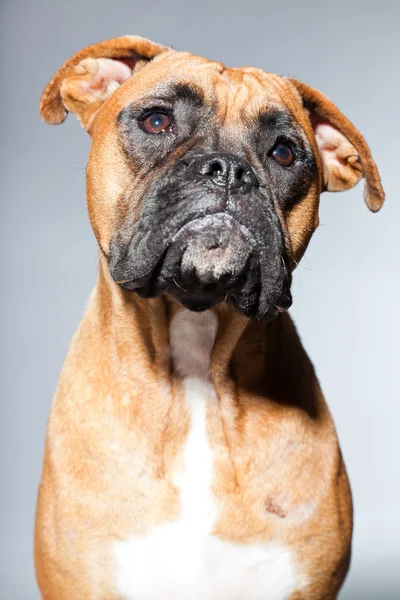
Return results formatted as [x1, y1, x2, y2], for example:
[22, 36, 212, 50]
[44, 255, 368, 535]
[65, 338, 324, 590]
[41, 36, 384, 320]
[107, 55, 319, 319]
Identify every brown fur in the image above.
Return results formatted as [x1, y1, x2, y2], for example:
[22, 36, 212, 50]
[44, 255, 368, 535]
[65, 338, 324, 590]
[35, 36, 383, 599]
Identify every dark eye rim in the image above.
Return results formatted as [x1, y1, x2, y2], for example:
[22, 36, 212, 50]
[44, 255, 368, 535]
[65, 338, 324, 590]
[268, 138, 298, 167]
[138, 109, 175, 134]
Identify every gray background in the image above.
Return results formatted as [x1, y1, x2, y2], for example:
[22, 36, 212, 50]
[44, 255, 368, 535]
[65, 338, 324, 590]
[1, 0, 399, 598]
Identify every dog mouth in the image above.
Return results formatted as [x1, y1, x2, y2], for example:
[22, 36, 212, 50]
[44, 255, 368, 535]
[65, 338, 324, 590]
[165, 213, 256, 284]
[157, 213, 260, 313]
[110, 211, 292, 319]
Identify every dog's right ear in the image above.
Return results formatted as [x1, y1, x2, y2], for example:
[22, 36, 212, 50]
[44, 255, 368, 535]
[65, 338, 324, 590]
[40, 36, 170, 133]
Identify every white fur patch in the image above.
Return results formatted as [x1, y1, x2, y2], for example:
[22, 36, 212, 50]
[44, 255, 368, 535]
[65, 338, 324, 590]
[169, 309, 218, 379]
[113, 309, 298, 599]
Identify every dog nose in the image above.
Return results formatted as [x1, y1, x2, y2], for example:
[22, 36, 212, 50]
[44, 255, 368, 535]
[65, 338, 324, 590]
[188, 153, 259, 191]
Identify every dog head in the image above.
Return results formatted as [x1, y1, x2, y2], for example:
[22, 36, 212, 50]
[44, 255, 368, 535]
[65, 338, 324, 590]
[40, 36, 384, 320]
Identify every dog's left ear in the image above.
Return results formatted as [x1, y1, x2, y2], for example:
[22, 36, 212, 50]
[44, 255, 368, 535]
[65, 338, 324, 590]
[289, 79, 384, 212]
[40, 35, 170, 133]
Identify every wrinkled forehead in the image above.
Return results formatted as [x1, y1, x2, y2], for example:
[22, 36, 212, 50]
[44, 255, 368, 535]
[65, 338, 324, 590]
[109, 50, 313, 137]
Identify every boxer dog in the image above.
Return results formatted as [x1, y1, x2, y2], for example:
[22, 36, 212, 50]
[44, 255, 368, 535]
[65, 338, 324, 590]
[35, 36, 384, 600]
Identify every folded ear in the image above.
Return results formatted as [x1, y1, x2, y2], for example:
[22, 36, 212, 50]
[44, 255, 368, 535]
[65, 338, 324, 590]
[289, 78, 384, 212]
[40, 35, 169, 132]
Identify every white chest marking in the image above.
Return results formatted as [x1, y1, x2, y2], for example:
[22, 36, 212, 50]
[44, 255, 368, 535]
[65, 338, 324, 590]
[113, 309, 298, 599]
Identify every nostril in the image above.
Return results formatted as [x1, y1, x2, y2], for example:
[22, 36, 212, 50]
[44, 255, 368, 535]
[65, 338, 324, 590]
[235, 166, 244, 181]
[200, 160, 224, 177]
[209, 160, 224, 177]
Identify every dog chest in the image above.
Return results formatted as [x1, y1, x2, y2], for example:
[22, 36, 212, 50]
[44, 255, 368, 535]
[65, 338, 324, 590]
[113, 527, 297, 600]
[112, 310, 298, 599]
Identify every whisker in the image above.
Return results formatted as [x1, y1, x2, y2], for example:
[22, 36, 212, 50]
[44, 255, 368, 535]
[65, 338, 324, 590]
[173, 278, 189, 294]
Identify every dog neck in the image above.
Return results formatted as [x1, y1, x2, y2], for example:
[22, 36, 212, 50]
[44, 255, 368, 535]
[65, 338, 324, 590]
[95, 256, 251, 380]
[86, 257, 319, 425]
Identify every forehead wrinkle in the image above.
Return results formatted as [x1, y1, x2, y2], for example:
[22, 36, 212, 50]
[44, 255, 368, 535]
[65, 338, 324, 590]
[244, 70, 285, 99]
[226, 71, 289, 128]
[214, 69, 256, 127]
[213, 70, 292, 149]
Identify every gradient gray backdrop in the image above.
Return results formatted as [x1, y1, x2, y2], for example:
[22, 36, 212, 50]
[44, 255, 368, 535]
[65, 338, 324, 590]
[1, 1, 399, 598]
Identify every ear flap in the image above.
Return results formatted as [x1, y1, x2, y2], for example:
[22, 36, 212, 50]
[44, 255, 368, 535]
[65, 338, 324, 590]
[289, 78, 384, 212]
[40, 35, 169, 132]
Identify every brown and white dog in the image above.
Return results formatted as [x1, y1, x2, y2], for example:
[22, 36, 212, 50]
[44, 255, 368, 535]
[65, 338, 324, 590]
[35, 36, 384, 600]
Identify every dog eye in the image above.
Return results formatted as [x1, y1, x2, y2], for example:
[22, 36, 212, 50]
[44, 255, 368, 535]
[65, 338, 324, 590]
[139, 112, 173, 134]
[271, 143, 294, 167]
